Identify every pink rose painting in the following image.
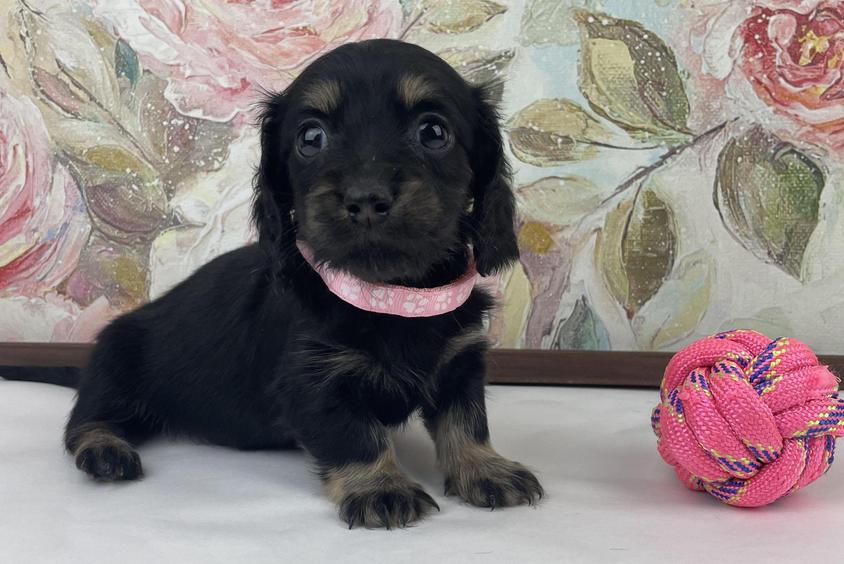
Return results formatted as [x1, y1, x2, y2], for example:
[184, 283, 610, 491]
[0, 89, 110, 341]
[1, 0, 844, 354]
[92, 0, 403, 121]
[0, 91, 89, 292]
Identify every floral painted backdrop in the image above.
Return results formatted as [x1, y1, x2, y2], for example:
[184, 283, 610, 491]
[1, 1, 843, 353]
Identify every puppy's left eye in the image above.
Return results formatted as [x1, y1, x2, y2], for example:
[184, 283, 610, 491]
[417, 119, 450, 150]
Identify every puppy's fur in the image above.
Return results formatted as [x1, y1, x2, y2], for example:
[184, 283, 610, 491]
[63, 39, 542, 528]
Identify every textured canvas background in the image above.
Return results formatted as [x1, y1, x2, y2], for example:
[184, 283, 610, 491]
[1, 0, 842, 353]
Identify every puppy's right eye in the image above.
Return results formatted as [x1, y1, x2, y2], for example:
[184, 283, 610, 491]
[297, 125, 328, 158]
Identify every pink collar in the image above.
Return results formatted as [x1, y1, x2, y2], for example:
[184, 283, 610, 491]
[296, 241, 478, 317]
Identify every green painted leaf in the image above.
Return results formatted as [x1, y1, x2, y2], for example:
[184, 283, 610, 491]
[714, 126, 825, 280]
[508, 99, 614, 165]
[573, 10, 690, 141]
[423, 0, 506, 34]
[83, 145, 153, 177]
[596, 188, 677, 319]
[114, 39, 140, 86]
[517, 221, 557, 255]
[438, 47, 514, 103]
[49, 120, 167, 240]
[83, 179, 168, 237]
[67, 235, 149, 309]
[30, 66, 91, 119]
[20, 8, 120, 115]
[632, 250, 714, 350]
[517, 175, 603, 226]
[520, 0, 596, 46]
[493, 261, 533, 348]
[50, 120, 157, 182]
[552, 296, 611, 350]
[720, 307, 793, 340]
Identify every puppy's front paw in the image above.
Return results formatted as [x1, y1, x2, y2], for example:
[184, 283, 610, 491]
[338, 479, 439, 529]
[68, 424, 143, 481]
[446, 453, 543, 509]
[323, 449, 440, 529]
[76, 441, 143, 481]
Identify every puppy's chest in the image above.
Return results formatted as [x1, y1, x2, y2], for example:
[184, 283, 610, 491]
[356, 351, 435, 425]
[318, 326, 486, 425]
[350, 341, 441, 419]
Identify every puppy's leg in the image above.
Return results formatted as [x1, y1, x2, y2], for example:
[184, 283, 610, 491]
[64, 340, 153, 481]
[425, 343, 543, 508]
[302, 417, 439, 529]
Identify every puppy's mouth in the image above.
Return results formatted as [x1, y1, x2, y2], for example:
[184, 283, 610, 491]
[301, 220, 462, 285]
[298, 179, 466, 284]
[314, 239, 441, 284]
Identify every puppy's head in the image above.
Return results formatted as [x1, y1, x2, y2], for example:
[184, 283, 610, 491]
[254, 39, 517, 283]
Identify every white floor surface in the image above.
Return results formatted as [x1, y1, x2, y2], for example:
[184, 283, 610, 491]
[1, 381, 842, 564]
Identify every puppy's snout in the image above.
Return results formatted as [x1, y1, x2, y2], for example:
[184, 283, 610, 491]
[344, 186, 393, 226]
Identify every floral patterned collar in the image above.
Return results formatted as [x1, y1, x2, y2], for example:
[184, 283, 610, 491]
[296, 241, 478, 317]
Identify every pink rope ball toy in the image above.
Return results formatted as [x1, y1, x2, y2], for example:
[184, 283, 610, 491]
[651, 330, 844, 507]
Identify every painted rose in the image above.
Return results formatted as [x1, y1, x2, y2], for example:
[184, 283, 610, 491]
[92, 0, 403, 122]
[0, 90, 91, 294]
[0, 294, 114, 342]
[691, 1, 844, 149]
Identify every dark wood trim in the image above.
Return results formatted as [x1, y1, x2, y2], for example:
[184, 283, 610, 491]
[0, 342, 92, 368]
[486, 349, 672, 387]
[2, 343, 843, 388]
[488, 350, 844, 387]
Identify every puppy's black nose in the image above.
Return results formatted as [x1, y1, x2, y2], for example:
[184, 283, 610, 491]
[344, 189, 392, 226]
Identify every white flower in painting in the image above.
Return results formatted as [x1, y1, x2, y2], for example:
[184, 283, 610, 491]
[148, 132, 259, 298]
[0, 293, 115, 342]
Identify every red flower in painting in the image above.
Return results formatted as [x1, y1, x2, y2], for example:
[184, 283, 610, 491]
[688, 0, 844, 149]
[739, 2, 844, 148]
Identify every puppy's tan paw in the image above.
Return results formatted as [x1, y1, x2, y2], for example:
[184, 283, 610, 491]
[446, 453, 543, 509]
[323, 449, 439, 529]
[339, 480, 439, 529]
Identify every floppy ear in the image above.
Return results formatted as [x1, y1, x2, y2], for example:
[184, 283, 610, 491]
[468, 85, 519, 276]
[253, 92, 295, 276]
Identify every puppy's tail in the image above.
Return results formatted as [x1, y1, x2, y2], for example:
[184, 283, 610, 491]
[0, 366, 81, 389]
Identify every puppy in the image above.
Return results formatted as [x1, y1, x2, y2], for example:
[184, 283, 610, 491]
[63, 39, 542, 529]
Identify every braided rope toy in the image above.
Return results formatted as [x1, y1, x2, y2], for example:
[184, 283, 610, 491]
[652, 330, 844, 507]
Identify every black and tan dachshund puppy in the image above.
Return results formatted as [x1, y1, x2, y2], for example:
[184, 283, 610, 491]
[57, 39, 542, 529]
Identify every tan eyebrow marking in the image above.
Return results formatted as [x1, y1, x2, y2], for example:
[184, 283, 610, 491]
[301, 79, 342, 114]
[397, 74, 437, 108]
